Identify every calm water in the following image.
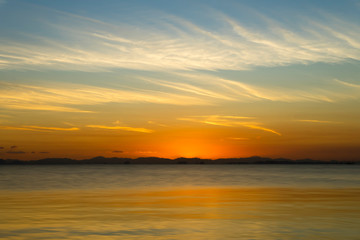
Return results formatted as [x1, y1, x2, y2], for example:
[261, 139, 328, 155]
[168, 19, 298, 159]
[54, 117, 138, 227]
[0, 165, 359, 239]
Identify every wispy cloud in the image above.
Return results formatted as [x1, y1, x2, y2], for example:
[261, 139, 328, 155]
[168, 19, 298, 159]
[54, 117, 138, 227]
[178, 115, 281, 136]
[334, 79, 360, 88]
[216, 77, 344, 102]
[242, 124, 281, 136]
[143, 78, 235, 101]
[297, 120, 341, 124]
[0, 126, 47, 132]
[0, 74, 358, 114]
[0, 5, 359, 71]
[154, 72, 357, 103]
[178, 115, 255, 127]
[0, 123, 152, 133]
[86, 125, 154, 133]
[23, 126, 79, 131]
[0, 82, 212, 112]
[0, 125, 79, 132]
[228, 137, 250, 141]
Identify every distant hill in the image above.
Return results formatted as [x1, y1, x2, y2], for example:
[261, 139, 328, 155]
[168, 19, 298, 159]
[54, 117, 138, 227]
[0, 156, 358, 165]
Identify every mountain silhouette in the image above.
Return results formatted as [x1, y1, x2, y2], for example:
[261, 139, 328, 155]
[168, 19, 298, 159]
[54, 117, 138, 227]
[0, 157, 358, 165]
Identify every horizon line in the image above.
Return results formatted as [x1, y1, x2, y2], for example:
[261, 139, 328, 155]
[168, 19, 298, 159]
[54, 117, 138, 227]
[1, 156, 359, 164]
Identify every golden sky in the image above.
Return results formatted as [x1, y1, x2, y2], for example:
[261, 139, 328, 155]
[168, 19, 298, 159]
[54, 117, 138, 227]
[0, 0, 360, 160]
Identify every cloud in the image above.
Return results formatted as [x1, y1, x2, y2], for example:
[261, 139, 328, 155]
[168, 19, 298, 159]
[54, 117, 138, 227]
[23, 126, 79, 131]
[10, 145, 17, 149]
[144, 78, 236, 101]
[215, 77, 340, 102]
[148, 72, 357, 103]
[6, 104, 92, 113]
[0, 125, 79, 132]
[0, 5, 359, 71]
[178, 115, 255, 127]
[0, 126, 48, 132]
[86, 125, 154, 133]
[0, 146, 4, 149]
[228, 137, 250, 141]
[39, 152, 49, 154]
[0, 74, 358, 115]
[297, 120, 341, 124]
[334, 79, 360, 89]
[6, 151, 25, 154]
[242, 124, 281, 136]
[178, 115, 281, 136]
[0, 82, 212, 112]
[112, 150, 123, 153]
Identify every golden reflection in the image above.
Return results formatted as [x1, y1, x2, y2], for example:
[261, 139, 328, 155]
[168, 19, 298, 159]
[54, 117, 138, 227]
[1, 187, 359, 239]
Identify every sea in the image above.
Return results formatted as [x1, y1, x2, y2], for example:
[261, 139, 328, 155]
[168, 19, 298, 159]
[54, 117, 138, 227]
[0, 164, 359, 239]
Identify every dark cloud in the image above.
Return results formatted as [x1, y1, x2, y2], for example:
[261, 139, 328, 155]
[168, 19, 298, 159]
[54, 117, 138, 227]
[6, 151, 25, 154]
[10, 146, 17, 149]
[39, 152, 49, 154]
[31, 152, 36, 154]
[0, 147, 4, 149]
[112, 150, 123, 153]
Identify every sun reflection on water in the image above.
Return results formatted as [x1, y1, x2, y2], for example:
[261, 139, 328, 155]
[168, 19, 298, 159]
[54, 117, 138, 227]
[1, 187, 359, 239]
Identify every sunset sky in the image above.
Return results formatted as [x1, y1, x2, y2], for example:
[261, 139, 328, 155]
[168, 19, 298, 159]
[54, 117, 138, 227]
[0, 0, 359, 160]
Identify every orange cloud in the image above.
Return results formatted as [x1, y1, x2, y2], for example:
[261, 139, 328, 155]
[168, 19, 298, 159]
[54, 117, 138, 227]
[86, 125, 154, 133]
[242, 124, 281, 136]
[297, 120, 341, 124]
[24, 126, 79, 131]
[178, 115, 281, 136]
[0, 125, 79, 132]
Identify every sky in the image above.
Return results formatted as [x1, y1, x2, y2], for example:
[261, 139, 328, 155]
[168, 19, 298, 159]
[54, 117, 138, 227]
[0, 0, 360, 160]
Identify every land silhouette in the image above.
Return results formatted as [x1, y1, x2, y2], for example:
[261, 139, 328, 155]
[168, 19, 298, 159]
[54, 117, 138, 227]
[0, 156, 358, 165]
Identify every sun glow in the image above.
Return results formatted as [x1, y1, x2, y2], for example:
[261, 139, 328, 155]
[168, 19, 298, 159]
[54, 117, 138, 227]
[165, 138, 232, 159]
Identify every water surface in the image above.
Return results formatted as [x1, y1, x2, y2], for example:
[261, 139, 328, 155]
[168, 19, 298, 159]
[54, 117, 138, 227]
[1, 165, 359, 239]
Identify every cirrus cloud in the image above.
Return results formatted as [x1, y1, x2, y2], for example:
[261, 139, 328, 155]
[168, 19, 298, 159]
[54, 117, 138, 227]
[0, 5, 359, 71]
[178, 115, 281, 136]
[86, 125, 154, 133]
